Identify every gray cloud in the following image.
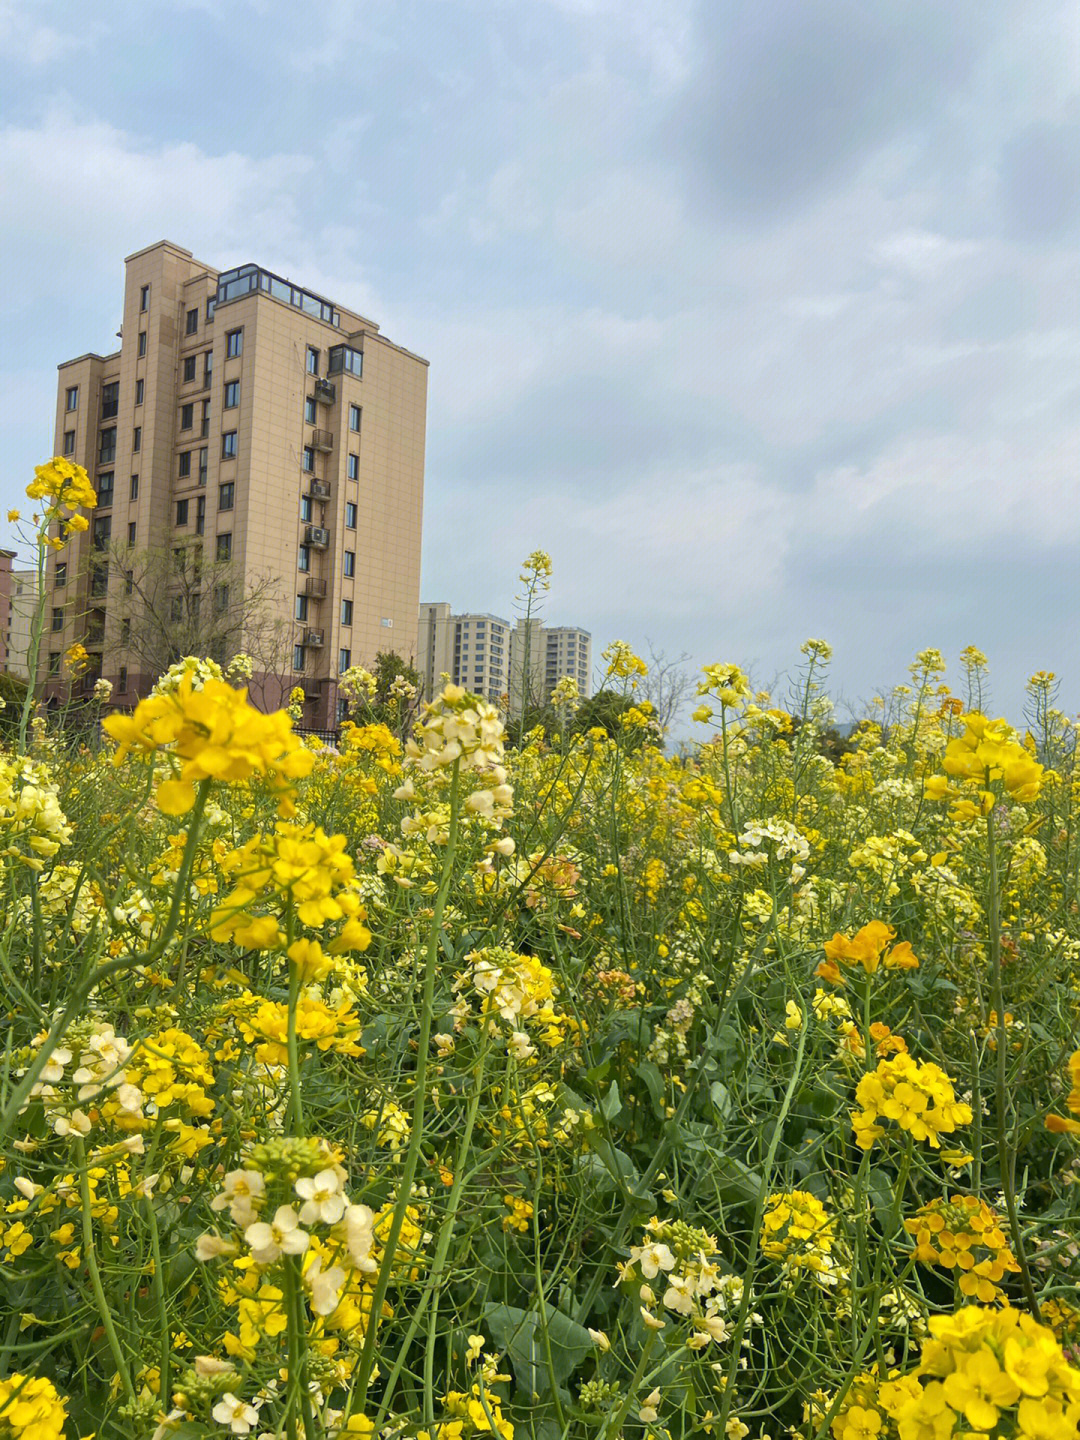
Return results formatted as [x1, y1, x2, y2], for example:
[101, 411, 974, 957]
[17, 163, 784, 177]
[664, 0, 990, 220]
[998, 117, 1080, 239]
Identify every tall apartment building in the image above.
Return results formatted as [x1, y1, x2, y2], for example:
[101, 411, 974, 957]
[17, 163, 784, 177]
[416, 604, 512, 704]
[43, 240, 428, 726]
[417, 604, 591, 710]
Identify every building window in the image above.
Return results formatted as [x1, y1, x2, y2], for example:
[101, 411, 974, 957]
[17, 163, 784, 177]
[341, 598, 353, 626]
[51, 607, 64, 632]
[226, 328, 243, 357]
[63, 430, 75, 455]
[196, 495, 206, 535]
[130, 474, 139, 500]
[135, 378, 144, 405]
[306, 346, 319, 375]
[224, 380, 239, 409]
[97, 471, 114, 505]
[49, 652, 61, 675]
[99, 428, 116, 464]
[65, 386, 79, 411]
[298, 545, 310, 572]
[118, 665, 128, 691]
[92, 515, 111, 550]
[304, 397, 317, 424]
[124, 569, 133, 595]
[198, 447, 208, 485]
[339, 648, 351, 673]
[178, 451, 192, 479]
[128, 522, 137, 546]
[293, 644, 306, 672]
[101, 382, 119, 419]
[216, 533, 232, 562]
[201, 400, 211, 437]
[343, 550, 355, 577]
[347, 453, 359, 480]
[170, 595, 183, 622]
[91, 562, 108, 598]
[138, 331, 147, 357]
[204, 351, 213, 386]
[186, 307, 199, 335]
[345, 501, 357, 529]
[222, 431, 237, 459]
[55, 561, 67, 589]
[302, 447, 314, 472]
[132, 426, 141, 453]
[300, 496, 313, 523]
[183, 356, 197, 383]
[349, 404, 361, 432]
[381, 617, 393, 628]
[214, 583, 229, 613]
[295, 594, 309, 621]
[176, 499, 189, 527]
[140, 285, 150, 312]
[219, 482, 234, 511]
[180, 403, 194, 431]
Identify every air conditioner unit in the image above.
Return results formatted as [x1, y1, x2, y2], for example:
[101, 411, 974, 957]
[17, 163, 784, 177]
[305, 629, 324, 648]
[305, 525, 330, 548]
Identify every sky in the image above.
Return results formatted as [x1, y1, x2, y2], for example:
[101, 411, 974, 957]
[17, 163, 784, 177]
[1, 0, 1078, 728]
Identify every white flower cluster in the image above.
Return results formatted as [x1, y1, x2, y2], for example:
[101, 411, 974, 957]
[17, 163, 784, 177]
[199, 1162, 377, 1320]
[619, 1218, 753, 1350]
[150, 655, 225, 696]
[728, 818, 810, 885]
[22, 1020, 138, 1138]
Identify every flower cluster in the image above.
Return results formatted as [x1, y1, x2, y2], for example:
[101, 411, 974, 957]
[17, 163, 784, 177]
[760, 1191, 843, 1286]
[816, 921, 919, 986]
[851, 1052, 973, 1151]
[0, 755, 73, 871]
[0, 1373, 69, 1440]
[618, 1217, 735, 1347]
[879, 1306, 1080, 1439]
[1045, 1050, 1080, 1136]
[925, 712, 1044, 807]
[905, 1194, 1020, 1302]
[210, 822, 371, 956]
[24, 457, 97, 548]
[694, 662, 751, 716]
[104, 673, 315, 816]
[405, 684, 508, 783]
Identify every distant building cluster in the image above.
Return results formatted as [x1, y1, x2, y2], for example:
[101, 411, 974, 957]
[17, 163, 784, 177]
[417, 603, 591, 709]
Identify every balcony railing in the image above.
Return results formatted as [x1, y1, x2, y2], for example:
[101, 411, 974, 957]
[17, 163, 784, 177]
[300, 577, 328, 598]
[305, 525, 330, 549]
[308, 480, 331, 500]
[313, 378, 336, 404]
[311, 428, 334, 452]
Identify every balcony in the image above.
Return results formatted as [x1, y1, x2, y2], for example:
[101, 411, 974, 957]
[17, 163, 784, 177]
[300, 576, 327, 598]
[308, 480, 331, 500]
[311, 428, 334, 452]
[313, 378, 336, 405]
[305, 629, 324, 648]
[305, 525, 330, 549]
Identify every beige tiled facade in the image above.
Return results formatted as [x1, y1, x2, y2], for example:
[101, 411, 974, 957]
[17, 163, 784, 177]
[6, 568, 39, 680]
[43, 240, 428, 726]
[418, 605, 591, 710]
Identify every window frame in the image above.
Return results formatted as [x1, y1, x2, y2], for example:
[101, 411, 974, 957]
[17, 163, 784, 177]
[221, 431, 238, 460]
[225, 328, 243, 358]
[218, 481, 235, 511]
[186, 307, 199, 336]
[224, 379, 240, 410]
[65, 386, 79, 411]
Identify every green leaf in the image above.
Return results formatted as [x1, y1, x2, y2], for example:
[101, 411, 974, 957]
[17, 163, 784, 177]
[483, 1301, 595, 1397]
[599, 1080, 622, 1120]
[634, 1059, 666, 1118]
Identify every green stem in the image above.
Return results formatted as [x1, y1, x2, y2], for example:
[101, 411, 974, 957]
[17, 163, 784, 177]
[986, 809, 1041, 1319]
[144, 1194, 171, 1402]
[414, 1033, 493, 1428]
[349, 759, 462, 1412]
[75, 1138, 137, 1408]
[595, 1330, 658, 1440]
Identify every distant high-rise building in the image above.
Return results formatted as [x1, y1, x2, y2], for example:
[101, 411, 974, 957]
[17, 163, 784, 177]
[6, 567, 39, 680]
[42, 240, 428, 726]
[417, 604, 591, 710]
